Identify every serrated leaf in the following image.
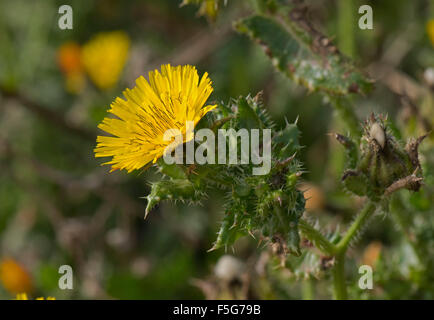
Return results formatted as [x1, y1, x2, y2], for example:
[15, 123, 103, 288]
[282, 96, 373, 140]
[145, 179, 203, 218]
[209, 211, 247, 251]
[157, 160, 187, 180]
[236, 15, 372, 95]
[272, 121, 301, 159]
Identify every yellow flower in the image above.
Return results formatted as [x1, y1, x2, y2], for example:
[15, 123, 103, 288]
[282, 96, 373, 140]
[0, 258, 33, 295]
[57, 42, 83, 75]
[15, 293, 55, 300]
[427, 19, 434, 46]
[15, 293, 29, 300]
[81, 31, 130, 90]
[95, 64, 216, 172]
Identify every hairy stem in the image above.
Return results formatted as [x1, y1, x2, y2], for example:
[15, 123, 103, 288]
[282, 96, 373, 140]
[331, 201, 377, 299]
[337, 0, 355, 58]
[336, 201, 376, 252]
[332, 251, 347, 299]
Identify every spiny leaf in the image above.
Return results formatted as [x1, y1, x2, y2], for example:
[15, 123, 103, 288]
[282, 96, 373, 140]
[144, 179, 204, 218]
[231, 94, 275, 130]
[209, 211, 248, 251]
[333, 133, 358, 169]
[272, 120, 301, 159]
[342, 170, 369, 197]
[235, 15, 372, 95]
[157, 159, 187, 180]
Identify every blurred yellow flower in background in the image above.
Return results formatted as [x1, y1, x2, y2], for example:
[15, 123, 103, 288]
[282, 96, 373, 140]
[57, 42, 85, 94]
[81, 31, 130, 90]
[15, 293, 56, 300]
[15, 293, 29, 300]
[427, 19, 434, 46]
[95, 64, 216, 173]
[181, 0, 222, 22]
[0, 258, 33, 295]
[58, 42, 83, 74]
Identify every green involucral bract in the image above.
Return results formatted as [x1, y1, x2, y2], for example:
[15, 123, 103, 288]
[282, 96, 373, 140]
[337, 114, 426, 203]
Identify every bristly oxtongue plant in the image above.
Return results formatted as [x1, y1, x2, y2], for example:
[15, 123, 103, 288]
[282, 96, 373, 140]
[96, 0, 429, 300]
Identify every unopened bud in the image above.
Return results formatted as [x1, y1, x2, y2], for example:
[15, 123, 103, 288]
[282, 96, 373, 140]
[369, 122, 386, 149]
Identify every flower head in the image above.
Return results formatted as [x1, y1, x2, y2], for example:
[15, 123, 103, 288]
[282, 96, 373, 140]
[81, 31, 130, 90]
[95, 64, 216, 172]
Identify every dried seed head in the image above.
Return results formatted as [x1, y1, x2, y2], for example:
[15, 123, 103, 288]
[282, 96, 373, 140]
[369, 122, 386, 149]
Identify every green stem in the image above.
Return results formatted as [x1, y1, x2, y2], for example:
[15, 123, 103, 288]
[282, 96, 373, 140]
[301, 277, 315, 300]
[331, 201, 377, 299]
[337, 0, 355, 58]
[332, 251, 347, 299]
[336, 201, 376, 252]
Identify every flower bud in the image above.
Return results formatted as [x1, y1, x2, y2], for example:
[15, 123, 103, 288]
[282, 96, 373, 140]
[339, 113, 426, 200]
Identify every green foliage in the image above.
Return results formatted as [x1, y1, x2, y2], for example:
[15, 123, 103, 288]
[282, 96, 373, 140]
[235, 15, 373, 96]
[145, 179, 206, 218]
[1, 0, 433, 301]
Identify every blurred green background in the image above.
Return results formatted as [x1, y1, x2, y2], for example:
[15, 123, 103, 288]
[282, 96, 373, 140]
[0, 0, 433, 299]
